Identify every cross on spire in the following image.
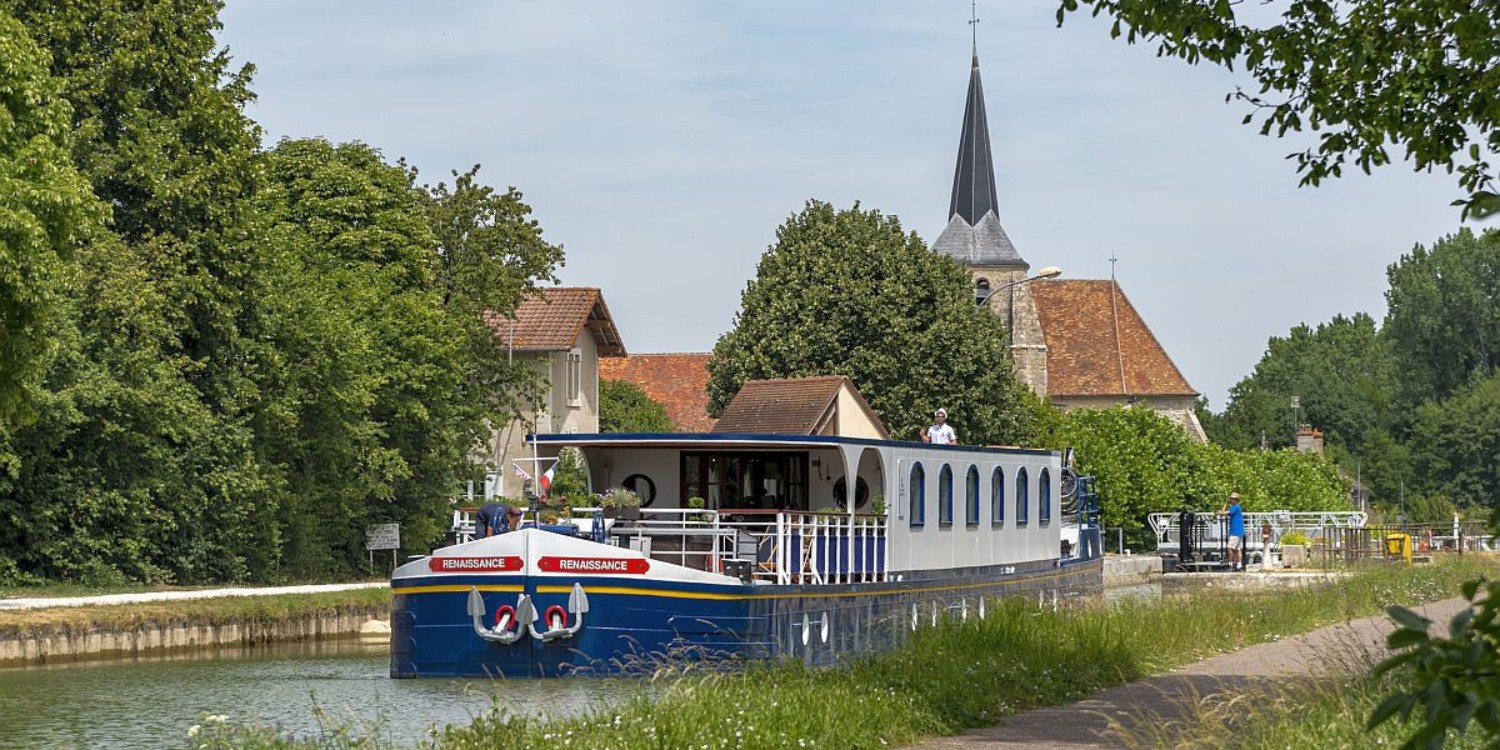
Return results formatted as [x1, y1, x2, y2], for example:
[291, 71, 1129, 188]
[970, 0, 980, 50]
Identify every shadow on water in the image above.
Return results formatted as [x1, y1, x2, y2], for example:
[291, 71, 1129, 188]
[0, 639, 632, 750]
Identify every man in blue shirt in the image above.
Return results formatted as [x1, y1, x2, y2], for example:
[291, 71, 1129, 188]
[475, 502, 523, 538]
[1220, 491, 1245, 571]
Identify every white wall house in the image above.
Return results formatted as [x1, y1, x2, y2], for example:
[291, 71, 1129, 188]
[483, 287, 625, 498]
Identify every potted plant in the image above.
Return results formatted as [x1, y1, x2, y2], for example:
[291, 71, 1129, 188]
[868, 492, 887, 517]
[686, 496, 713, 523]
[600, 487, 642, 521]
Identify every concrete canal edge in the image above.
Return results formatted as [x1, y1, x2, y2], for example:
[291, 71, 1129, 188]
[1103, 554, 1163, 586]
[0, 604, 391, 666]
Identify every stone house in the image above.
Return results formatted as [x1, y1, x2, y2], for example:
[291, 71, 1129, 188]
[483, 287, 625, 497]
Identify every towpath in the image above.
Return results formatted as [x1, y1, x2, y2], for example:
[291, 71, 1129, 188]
[0, 582, 387, 611]
[909, 597, 1468, 750]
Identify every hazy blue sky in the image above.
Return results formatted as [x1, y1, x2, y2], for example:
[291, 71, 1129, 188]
[218, 1, 1469, 411]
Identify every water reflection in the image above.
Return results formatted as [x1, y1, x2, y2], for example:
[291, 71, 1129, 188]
[0, 640, 631, 750]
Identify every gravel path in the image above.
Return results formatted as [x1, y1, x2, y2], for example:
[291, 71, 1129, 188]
[909, 597, 1468, 749]
[0, 582, 387, 611]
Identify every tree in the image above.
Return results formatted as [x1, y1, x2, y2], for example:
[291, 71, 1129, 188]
[600, 379, 672, 433]
[0, 12, 103, 424]
[1406, 370, 1500, 511]
[1384, 229, 1500, 406]
[1051, 405, 1350, 548]
[708, 200, 1036, 445]
[1058, 0, 1500, 217]
[249, 138, 475, 578]
[1216, 313, 1396, 450]
[423, 165, 563, 428]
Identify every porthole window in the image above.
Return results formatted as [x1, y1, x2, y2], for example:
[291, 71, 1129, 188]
[909, 463, 925, 528]
[833, 477, 870, 509]
[991, 467, 1005, 526]
[938, 465, 954, 526]
[622, 474, 657, 507]
[965, 466, 980, 526]
[1016, 467, 1030, 525]
[1040, 468, 1052, 525]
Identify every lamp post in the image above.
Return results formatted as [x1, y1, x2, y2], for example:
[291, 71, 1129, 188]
[976, 266, 1062, 344]
[975, 266, 1063, 307]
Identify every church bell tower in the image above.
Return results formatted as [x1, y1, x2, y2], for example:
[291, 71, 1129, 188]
[930, 43, 1048, 396]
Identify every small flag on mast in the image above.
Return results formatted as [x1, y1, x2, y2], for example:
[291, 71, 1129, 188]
[538, 465, 555, 498]
[513, 465, 532, 481]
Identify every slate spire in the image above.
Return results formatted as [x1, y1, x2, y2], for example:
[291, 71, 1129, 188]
[932, 46, 1026, 267]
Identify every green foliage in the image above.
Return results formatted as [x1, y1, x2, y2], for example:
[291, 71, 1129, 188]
[599, 378, 672, 433]
[1371, 579, 1500, 750]
[1407, 371, 1500, 512]
[0, 2, 561, 585]
[1280, 530, 1310, 546]
[1216, 314, 1396, 451]
[1052, 406, 1350, 547]
[423, 165, 561, 426]
[1057, 0, 1500, 218]
[707, 200, 1036, 446]
[1385, 229, 1500, 406]
[0, 12, 104, 424]
[549, 447, 590, 501]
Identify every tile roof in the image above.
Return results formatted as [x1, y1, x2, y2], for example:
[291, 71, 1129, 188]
[598, 353, 716, 432]
[714, 376, 889, 436]
[483, 287, 625, 355]
[1030, 279, 1197, 398]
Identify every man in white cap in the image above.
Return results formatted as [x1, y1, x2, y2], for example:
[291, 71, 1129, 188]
[919, 408, 958, 445]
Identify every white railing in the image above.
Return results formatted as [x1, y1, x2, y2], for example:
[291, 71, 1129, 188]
[1148, 510, 1368, 551]
[611, 509, 889, 585]
[446, 505, 890, 585]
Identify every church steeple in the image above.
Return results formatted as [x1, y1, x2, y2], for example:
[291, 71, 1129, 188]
[931, 46, 1026, 267]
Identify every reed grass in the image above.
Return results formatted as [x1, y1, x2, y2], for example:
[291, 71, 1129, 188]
[185, 556, 1497, 750]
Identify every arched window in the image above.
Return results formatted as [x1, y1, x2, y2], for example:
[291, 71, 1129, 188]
[1016, 467, 1030, 525]
[991, 467, 1005, 527]
[1040, 468, 1052, 525]
[965, 466, 980, 526]
[909, 463, 925, 528]
[975, 278, 991, 306]
[938, 464, 954, 526]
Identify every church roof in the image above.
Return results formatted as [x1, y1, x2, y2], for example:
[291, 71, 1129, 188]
[483, 287, 626, 356]
[715, 376, 889, 438]
[599, 353, 717, 432]
[931, 51, 1026, 267]
[1030, 280, 1197, 398]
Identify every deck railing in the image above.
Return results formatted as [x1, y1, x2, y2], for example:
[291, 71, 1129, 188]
[446, 505, 890, 584]
[612, 508, 889, 585]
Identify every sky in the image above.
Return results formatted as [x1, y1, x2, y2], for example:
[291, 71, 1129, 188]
[217, 1, 1471, 410]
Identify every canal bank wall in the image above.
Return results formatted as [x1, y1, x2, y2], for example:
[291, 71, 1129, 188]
[1104, 553, 1163, 586]
[0, 604, 390, 666]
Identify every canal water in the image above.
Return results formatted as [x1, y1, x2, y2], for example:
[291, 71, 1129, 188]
[0, 640, 632, 750]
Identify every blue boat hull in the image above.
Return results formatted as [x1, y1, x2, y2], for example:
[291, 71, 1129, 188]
[391, 557, 1101, 678]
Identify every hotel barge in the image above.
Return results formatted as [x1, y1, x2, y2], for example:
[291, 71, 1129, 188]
[391, 427, 1103, 678]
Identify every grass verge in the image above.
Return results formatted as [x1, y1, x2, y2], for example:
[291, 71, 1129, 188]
[0, 588, 391, 638]
[1110, 671, 1488, 750]
[189, 557, 1498, 750]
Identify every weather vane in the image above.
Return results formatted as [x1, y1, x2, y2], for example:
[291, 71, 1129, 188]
[970, 0, 980, 47]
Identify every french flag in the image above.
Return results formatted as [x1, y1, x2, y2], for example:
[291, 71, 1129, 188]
[538, 465, 555, 497]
